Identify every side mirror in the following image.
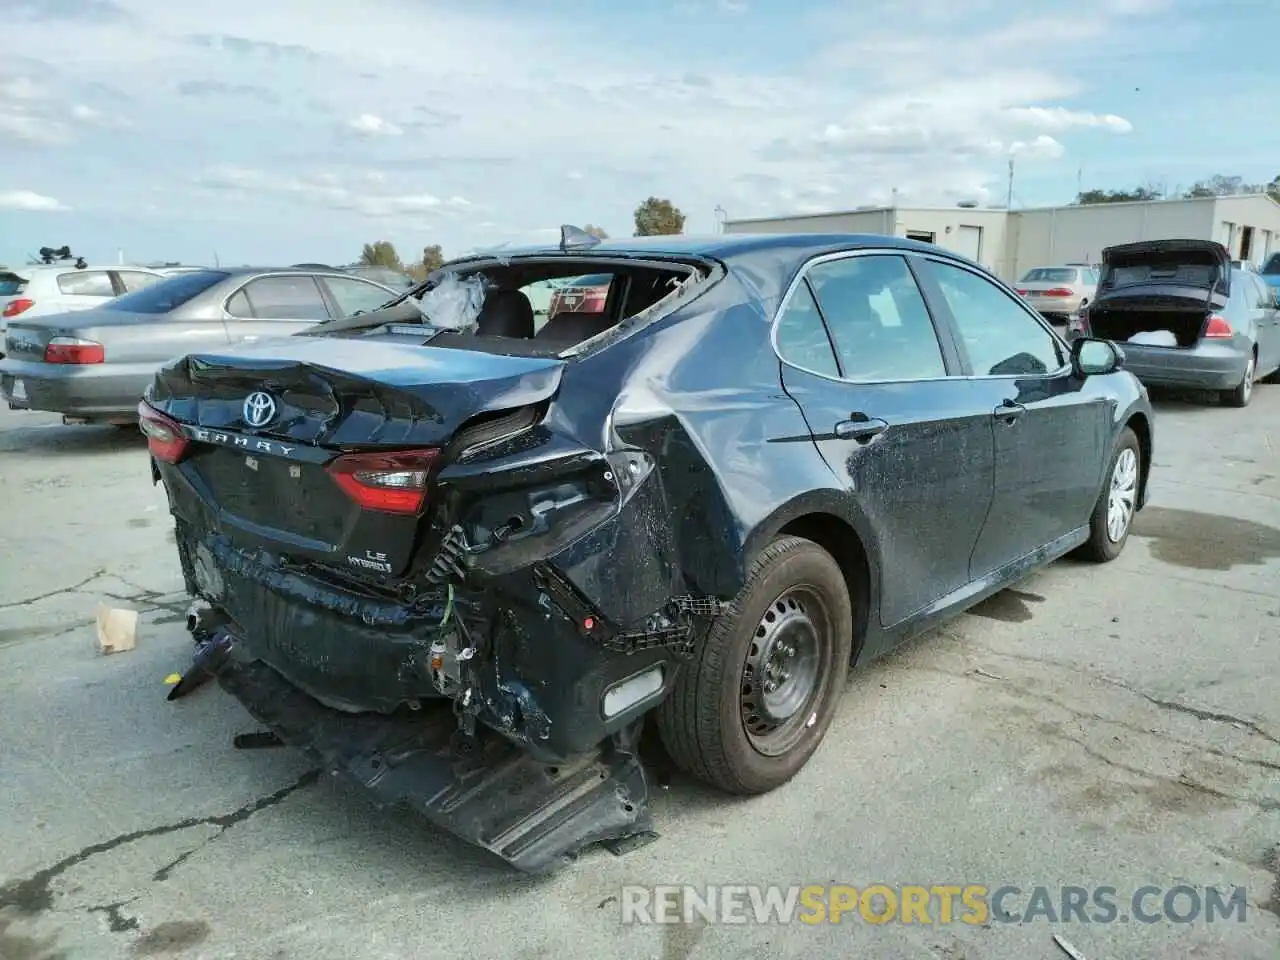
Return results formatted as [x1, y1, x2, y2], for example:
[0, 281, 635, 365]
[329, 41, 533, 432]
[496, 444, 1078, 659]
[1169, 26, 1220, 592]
[1071, 337, 1123, 377]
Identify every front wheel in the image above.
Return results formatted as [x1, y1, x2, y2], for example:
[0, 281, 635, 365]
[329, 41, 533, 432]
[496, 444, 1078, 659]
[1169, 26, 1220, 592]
[1078, 427, 1141, 563]
[656, 535, 853, 795]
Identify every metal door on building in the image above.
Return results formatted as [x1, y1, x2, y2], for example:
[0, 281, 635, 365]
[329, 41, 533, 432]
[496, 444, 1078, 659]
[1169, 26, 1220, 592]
[955, 224, 983, 263]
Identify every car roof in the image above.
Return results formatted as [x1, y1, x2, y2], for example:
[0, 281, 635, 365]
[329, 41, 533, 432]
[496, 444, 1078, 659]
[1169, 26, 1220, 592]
[7, 263, 163, 274]
[447, 233, 986, 297]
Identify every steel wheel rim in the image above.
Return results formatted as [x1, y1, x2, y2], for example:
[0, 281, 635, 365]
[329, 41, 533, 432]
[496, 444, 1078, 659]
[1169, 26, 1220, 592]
[1106, 447, 1138, 543]
[740, 586, 831, 757]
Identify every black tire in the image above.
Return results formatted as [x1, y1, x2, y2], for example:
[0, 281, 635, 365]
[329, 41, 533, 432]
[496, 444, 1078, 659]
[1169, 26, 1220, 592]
[1078, 426, 1141, 563]
[1220, 349, 1256, 408]
[656, 535, 853, 795]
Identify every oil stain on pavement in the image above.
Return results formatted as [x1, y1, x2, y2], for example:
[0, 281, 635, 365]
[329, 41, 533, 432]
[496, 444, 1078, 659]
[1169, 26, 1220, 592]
[966, 588, 1045, 623]
[1131, 507, 1280, 571]
[131, 920, 210, 956]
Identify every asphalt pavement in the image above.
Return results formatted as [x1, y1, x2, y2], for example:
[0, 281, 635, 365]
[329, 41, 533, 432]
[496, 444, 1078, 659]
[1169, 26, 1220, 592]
[0, 389, 1277, 960]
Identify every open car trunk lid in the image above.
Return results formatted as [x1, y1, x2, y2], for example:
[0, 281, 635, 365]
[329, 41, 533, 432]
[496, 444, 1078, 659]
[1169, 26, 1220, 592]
[146, 336, 563, 574]
[1087, 240, 1230, 348]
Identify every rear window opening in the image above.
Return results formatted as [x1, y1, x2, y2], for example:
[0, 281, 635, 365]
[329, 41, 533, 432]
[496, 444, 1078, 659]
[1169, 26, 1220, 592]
[0, 273, 27, 297]
[311, 256, 709, 357]
[1020, 268, 1079, 284]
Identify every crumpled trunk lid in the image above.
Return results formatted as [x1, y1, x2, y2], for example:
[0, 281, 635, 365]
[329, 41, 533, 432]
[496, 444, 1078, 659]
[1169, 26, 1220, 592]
[148, 335, 563, 572]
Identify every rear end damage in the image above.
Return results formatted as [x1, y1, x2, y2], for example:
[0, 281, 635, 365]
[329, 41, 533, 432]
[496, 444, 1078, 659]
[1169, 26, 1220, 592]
[145, 298, 728, 871]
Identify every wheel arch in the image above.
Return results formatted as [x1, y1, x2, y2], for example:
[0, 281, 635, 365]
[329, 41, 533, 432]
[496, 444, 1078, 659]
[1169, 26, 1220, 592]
[1123, 410, 1152, 509]
[745, 492, 878, 665]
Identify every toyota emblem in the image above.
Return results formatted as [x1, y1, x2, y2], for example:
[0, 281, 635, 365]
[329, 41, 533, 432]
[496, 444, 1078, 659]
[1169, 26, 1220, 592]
[242, 391, 277, 428]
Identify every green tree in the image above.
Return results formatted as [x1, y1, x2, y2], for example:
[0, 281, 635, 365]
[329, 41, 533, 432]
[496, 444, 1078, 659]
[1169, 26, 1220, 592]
[633, 197, 686, 236]
[583, 224, 609, 239]
[406, 244, 445, 281]
[358, 240, 403, 270]
[1073, 186, 1162, 205]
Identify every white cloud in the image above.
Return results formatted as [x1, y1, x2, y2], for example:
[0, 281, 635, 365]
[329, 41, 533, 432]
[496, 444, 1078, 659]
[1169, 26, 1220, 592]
[1005, 106, 1133, 134]
[347, 113, 403, 137]
[1009, 135, 1066, 160]
[0, 190, 69, 211]
[0, 0, 1182, 258]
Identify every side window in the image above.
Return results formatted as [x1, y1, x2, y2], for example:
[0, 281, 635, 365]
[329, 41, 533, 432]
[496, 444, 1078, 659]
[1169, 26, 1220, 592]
[927, 260, 1064, 377]
[237, 276, 330, 321]
[1252, 276, 1271, 308]
[226, 291, 253, 318]
[116, 271, 162, 293]
[806, 254, 947, 381]
[775, 281, 839, 377]
[57, 271, 114, 296]
[322, 276, 393, 317]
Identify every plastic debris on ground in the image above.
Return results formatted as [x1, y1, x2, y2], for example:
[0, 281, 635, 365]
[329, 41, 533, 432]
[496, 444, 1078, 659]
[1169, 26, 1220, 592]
[413, 272, 489, 333]
[1127, 329, 1178, 346]
[96, 606, 138, 654]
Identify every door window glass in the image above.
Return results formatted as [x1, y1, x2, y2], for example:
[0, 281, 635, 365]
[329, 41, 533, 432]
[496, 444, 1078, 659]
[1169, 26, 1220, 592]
[927, 260, 1065, 376]
[806, 255, 947, 381]
[56, 271, 114, 296]
[238, 276, 330, 320]
[775, 281, 839, 377]
[322, 276, 394, 317]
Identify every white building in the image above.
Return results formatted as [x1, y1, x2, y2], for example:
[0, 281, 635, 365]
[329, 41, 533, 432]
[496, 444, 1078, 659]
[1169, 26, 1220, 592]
[722, 194, 1280, 283]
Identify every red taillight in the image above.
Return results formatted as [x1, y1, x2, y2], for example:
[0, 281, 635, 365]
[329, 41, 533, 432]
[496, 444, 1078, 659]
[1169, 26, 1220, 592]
[44, 337, 105, 364]
[137, 401, 190, 464]
[1042, 287, 1073, 297]
[3, 298, 33, 318]
[1203, 314, 1233, 338]
[326, 449, 441, 515]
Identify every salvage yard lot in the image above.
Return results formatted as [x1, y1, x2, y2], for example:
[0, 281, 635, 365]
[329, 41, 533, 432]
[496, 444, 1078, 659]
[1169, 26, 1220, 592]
[1, 394, 1278, 960]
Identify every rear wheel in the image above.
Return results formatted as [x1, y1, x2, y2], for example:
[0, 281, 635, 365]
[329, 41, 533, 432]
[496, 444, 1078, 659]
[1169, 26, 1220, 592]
[656, 535, 853, 795]
[1078, 427, 1140, 563]
[1220, 350, 1256, 408]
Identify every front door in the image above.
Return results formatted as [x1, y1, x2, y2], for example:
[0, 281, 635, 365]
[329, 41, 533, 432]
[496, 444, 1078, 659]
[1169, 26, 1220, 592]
[775, 250, 996, 630]
[913, 256, 1111, 577]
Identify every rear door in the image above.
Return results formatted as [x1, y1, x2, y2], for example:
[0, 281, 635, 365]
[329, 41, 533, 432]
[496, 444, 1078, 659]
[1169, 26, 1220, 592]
[775, 249, 996, 632]
[222, 274, 334, 343]
[914, 255, 1110, 576]
[1245, 272, 1279, 374]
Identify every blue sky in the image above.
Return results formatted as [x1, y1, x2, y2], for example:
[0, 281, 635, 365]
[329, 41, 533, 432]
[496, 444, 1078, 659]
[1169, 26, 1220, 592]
[2, 0, 1278, 268]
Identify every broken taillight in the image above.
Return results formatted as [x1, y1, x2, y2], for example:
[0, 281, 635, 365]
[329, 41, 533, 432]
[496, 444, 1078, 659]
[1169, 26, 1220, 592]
[326, 449, 441, 515]
[44, 337, 105, 364]
[137, 400, 191, 464]
[1203, 314, 1233, 338]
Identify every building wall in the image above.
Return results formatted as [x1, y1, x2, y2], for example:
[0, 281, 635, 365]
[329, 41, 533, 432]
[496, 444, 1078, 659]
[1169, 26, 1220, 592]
[724, 207, 1009, 274]
[723, 210, 898, 236]
[1004, 199, 1215, 282]
[1209, 195, 1280, 267]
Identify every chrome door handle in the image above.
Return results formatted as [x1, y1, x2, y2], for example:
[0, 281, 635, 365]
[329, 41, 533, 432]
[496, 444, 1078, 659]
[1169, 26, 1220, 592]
[834, 417, 888, 442]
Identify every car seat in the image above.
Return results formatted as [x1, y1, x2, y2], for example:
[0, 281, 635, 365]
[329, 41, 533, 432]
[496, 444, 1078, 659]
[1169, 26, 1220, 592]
[475, 289, 536, 338]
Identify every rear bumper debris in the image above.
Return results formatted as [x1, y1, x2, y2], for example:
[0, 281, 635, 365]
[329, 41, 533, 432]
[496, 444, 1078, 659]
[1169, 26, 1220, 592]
[216, 650, 656, 874]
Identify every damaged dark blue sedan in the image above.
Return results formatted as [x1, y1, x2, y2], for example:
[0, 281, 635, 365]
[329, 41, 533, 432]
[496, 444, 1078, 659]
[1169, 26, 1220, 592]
[139, 229, 1154, 872]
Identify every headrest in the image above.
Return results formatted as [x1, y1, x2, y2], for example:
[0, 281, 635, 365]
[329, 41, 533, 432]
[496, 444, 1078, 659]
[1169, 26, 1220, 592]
[476, 289, 535, 339]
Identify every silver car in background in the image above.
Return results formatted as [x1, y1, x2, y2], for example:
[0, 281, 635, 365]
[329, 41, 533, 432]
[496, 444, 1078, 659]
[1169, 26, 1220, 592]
[1013, 264, 1098, 323]
[0, 266, 397, 425]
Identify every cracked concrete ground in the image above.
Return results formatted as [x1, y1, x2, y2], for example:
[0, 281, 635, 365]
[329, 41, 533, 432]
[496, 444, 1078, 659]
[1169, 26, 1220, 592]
[0, 390, 1278, 960]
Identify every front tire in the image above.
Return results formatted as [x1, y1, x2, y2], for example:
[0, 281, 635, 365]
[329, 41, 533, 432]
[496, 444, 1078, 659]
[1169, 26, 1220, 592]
[656, 535, 853, 795]
[1078, 427, 1141, 563]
